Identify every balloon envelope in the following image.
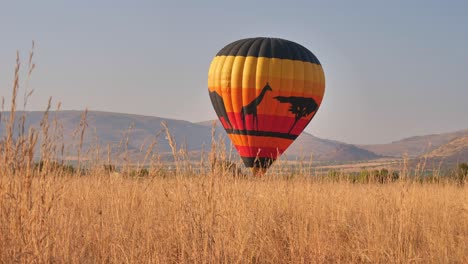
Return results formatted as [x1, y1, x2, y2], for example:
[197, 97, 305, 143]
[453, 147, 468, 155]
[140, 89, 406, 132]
[208, 37, 325, 171]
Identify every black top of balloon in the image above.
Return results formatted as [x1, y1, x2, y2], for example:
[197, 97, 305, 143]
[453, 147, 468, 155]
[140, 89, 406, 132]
[215, 37, 321, 65]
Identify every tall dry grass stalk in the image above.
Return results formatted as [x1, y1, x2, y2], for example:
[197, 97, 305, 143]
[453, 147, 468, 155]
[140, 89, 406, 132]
[0, 46, 467, 263]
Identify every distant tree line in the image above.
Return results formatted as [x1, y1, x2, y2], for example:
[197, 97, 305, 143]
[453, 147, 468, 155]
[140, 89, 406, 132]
[28, 160, 468, 184]
[327, 168, 399, 183]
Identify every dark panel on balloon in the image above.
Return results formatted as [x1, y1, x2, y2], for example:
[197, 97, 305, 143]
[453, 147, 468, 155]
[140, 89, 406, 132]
[216, 37, 321, 65]
[225, 129, 298, 140]
[241, 157, 275, 169]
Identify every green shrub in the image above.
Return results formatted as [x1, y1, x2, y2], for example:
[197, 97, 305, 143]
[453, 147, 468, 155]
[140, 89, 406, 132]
[129, 168, 149, 177]
[456, 163, 467, 185]
[34, 161, 76, 175]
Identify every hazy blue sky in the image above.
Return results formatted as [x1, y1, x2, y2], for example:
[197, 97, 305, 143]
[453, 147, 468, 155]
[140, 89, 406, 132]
[1, 0, 467, 144]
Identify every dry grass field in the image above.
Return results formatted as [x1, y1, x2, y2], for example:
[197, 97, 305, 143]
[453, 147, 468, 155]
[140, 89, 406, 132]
[1, 173, 467, 263]
[1, 45, 467, 263]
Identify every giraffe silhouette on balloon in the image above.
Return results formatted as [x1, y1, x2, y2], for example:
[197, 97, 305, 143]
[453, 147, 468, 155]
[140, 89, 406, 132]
[241, 83, 272, 131]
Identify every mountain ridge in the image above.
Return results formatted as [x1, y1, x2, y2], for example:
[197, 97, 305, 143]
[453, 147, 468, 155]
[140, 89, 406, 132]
[1, 111, 466, 163]
[358, 129, 468, 158]
[422, 134, 468, 162]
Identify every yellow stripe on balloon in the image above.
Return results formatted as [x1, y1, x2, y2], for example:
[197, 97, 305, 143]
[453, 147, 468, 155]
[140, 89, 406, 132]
[208, 56, 325, 88]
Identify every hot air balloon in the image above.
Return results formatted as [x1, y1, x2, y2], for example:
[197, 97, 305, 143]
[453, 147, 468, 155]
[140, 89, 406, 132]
[208, 37, 325, 174]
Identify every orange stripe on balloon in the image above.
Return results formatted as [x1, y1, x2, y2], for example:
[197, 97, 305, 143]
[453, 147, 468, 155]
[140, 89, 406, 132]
[208, 87, 322, 100]
[208, 79, 324, 95]
[229, 135, 293, 148]
[209, 91, 323, 115]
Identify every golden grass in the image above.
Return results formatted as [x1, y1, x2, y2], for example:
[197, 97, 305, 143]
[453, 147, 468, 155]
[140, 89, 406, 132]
[1, 175, 467, 263]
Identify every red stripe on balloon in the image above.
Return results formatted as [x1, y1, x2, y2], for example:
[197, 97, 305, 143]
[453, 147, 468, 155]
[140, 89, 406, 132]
[223, 113, 315, 135]
[219, 118, 231, 129]
[234, 146, 285, 158]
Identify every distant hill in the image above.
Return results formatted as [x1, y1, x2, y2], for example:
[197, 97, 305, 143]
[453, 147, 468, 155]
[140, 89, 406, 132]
[358, 129, 468, 158]
[316, 144, 382, 162]
[1, 111, 214, 161]
[1, 111, 382, 163]
[422, 135, 468, 163]
[287, 132, 382, 161]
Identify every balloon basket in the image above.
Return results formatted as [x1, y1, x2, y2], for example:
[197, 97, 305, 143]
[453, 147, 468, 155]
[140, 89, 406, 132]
[251, 167, 267, 177]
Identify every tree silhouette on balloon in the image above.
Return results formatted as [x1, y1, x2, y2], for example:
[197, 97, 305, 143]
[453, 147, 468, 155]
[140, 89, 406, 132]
[274, 96, 318, 134]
